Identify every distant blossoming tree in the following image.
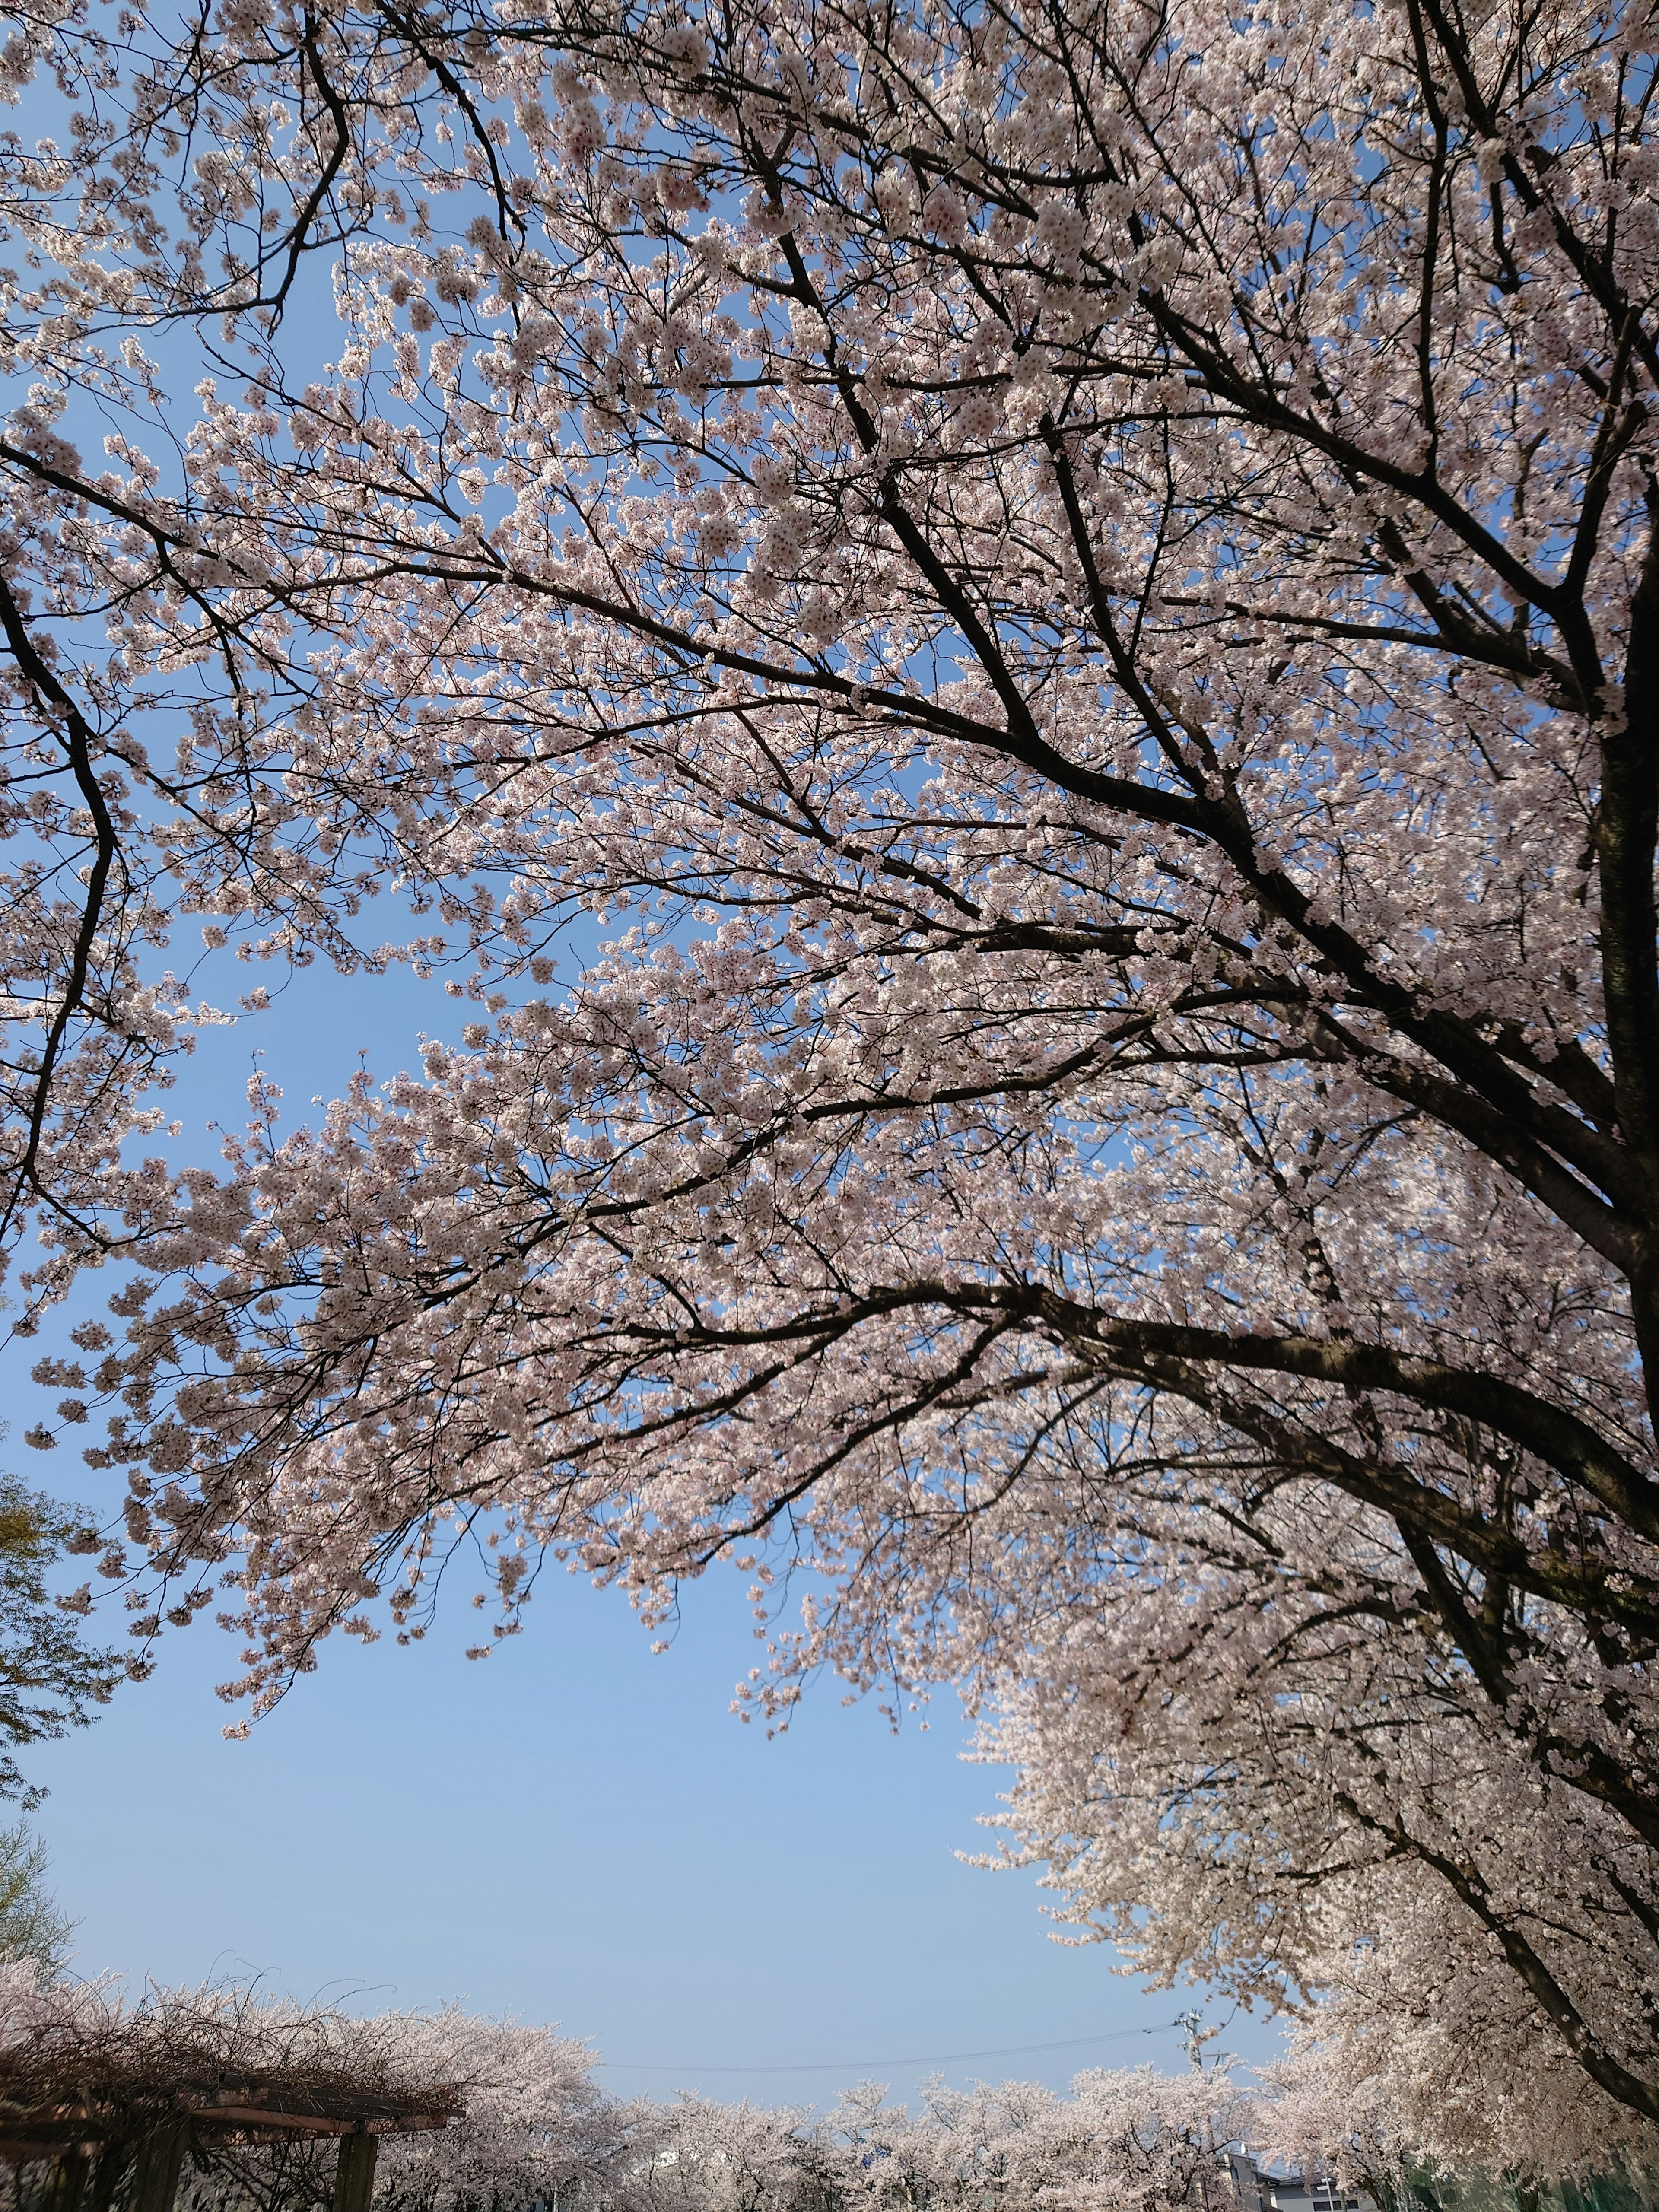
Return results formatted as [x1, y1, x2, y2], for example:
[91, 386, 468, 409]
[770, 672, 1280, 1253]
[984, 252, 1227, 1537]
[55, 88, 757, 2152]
[1, 0, 1656, 2157]
[823, 2071, 1251, 2212]
[626, 2072, 1252, 2212]
[182, 2008, 620, 2212]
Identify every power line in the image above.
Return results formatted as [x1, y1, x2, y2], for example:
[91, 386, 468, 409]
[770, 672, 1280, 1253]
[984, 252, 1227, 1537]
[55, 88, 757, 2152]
[592, 2024, 1185, 2075]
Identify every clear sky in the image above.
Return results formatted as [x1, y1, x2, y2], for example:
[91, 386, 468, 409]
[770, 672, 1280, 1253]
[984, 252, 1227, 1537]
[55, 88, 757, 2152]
[13, 946, 1285, 2111]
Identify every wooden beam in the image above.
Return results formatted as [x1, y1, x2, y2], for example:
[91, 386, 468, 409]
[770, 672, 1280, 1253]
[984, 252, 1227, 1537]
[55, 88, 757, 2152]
[194, 2111, 356, 2136]
[190, 2111, 453, 2139]
[0, 2101, 453, 2164]
[332, 2130, 379, 2212]
[130, 2121, 190, 2212]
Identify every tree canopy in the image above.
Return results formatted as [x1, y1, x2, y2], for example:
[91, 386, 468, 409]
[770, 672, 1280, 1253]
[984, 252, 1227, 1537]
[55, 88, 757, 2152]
[1, 0, 1655, 2158]
[0, 1477, 119, 1806]
[0, 1821, 73, 1970]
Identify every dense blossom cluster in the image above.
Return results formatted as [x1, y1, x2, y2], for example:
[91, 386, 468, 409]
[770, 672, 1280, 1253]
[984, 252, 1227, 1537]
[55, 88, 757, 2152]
[0, 0, 1656, 2160]
[628, 2073, 1255, 2212]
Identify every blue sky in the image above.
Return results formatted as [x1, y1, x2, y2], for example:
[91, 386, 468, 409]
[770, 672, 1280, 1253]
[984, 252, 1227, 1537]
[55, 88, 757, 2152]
[10, 918, 1284, 2112]
[23, 1541, 1283, 2107]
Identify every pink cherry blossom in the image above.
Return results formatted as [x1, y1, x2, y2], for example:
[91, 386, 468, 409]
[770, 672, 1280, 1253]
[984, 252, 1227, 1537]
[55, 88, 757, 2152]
[0, 0, 1655, 2155]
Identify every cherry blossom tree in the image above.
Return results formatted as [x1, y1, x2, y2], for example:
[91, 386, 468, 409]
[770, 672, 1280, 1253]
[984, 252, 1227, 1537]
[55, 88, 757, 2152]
[821, 2069, 1251, 2212]
[3, 0, 1657, 2155]
[617, 2092, 832, 2212]
[191, 2012, 621, 2212]
[519, 2069, 1251, 2212]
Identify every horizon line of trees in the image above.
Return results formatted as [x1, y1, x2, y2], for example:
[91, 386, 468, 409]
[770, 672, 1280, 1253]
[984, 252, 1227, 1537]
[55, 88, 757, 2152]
[3, 1972, 1653, 2212]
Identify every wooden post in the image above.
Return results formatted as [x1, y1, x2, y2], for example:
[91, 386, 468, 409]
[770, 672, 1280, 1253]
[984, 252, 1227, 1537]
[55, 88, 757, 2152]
[39, 2151, 90, 2212]
[88, 2142, 132, 2212]
[130, 2122, 191, 2212]
[332, 2131, 379, 2212]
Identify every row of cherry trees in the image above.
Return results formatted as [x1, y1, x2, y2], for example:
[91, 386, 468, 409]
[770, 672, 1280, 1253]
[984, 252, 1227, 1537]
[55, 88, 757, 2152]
[1, 0, 1655, 2157]
[0, 1973, 1268, 2212]
[7, 1965, 1652, 2203]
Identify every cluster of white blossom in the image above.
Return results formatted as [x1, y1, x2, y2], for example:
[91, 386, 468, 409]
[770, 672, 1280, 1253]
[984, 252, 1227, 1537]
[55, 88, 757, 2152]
[0, 0, 1655, 2158]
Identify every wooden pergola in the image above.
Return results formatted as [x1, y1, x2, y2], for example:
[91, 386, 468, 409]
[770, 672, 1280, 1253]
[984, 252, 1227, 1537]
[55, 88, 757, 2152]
[0, 2079, 458, 2212]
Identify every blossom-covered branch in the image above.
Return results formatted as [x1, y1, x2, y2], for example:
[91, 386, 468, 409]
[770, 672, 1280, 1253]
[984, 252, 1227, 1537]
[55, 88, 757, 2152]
[2, 0, 1656, 2152]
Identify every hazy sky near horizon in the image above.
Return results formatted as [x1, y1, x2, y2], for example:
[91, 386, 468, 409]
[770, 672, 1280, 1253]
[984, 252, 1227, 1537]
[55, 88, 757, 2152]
[25, 1554, 1284, 2108]
[12, 943, 1285, 2110]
